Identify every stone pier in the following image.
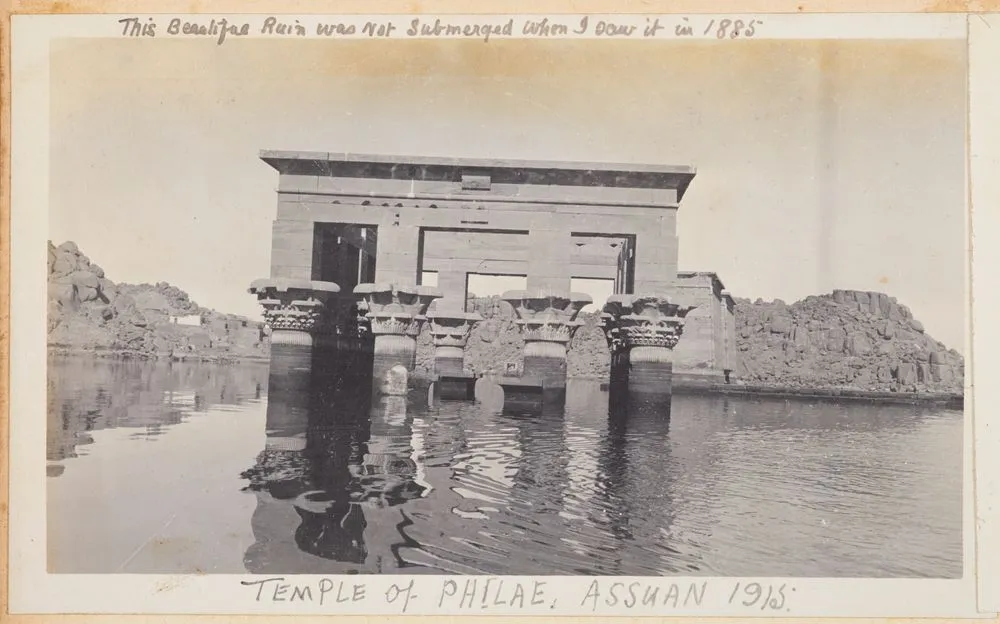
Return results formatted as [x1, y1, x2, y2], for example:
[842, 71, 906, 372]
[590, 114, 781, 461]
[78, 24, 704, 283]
[426, 308, 481, 376]
[603, 294, 697, 405]
[502, 290, 592, 402]
[354, 283, 441, 395]
[249, 278, 342, 382]
[426, 307, 482, 401]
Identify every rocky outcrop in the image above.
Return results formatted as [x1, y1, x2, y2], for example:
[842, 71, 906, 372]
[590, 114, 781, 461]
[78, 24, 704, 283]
[430, 290, 963, 395]
[47, 241, 268, 361]
[734, 290, 963, 394]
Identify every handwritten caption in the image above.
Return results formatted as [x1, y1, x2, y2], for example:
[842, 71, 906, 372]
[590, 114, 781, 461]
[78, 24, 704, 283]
[239, 577, 795, 614]
[118, 16, 764, 45]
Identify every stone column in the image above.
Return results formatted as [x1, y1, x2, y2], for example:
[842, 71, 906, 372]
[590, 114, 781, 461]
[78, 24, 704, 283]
[426, 310, 482, 376]
[249, 278, 342, 383]
[354, 283, 442, 395]
[602, 294, 696, 400]
[501, 289, 592, 396]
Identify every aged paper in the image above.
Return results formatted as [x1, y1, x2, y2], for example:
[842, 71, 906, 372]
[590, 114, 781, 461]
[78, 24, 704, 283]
[3, 3, 1000, 622]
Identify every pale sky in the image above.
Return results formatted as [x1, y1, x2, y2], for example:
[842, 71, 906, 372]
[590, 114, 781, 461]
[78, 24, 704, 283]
[50, 38, 967, 351]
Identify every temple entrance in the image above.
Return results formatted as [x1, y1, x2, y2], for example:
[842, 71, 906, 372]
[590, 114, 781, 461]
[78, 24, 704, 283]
[312, 223, 377, 292]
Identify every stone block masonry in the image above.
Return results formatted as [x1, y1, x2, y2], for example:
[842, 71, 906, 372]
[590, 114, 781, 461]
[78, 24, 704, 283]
[251, 150, 729, 406]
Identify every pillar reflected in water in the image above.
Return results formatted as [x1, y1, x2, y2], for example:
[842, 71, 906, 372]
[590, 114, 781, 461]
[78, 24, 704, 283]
[241, 349, 427, 574]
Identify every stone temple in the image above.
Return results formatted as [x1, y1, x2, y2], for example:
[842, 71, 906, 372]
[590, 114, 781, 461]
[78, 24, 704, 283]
[249, 150, 736, 409]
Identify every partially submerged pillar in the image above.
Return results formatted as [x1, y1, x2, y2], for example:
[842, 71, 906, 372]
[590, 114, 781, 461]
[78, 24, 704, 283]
[501, 289, 592, 403]
[602, 294, 696, 403]
[426, 309, 482, 376]
[354, 283, 442, 395]
[426, 308, 482, 400]
[249, 278, 342, 381]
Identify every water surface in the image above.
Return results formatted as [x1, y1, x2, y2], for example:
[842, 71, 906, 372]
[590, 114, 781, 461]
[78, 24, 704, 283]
[47, 356, 962, 577]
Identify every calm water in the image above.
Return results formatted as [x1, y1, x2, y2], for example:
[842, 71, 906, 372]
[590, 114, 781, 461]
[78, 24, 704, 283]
[47, 356, 963, 577]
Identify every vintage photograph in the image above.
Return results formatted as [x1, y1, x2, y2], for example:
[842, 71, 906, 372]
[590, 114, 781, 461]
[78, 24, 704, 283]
[41, 32, 967, 583]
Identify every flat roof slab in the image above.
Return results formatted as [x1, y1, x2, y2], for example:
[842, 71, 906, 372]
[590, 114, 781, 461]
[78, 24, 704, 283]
[260, 150, 697, 200]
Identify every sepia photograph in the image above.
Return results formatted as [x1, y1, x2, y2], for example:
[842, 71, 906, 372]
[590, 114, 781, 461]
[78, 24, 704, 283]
[6, 8, 998, 620]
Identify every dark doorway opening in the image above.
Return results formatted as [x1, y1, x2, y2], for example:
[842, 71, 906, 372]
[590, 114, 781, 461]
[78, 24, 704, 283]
[312, 223, 377, 291]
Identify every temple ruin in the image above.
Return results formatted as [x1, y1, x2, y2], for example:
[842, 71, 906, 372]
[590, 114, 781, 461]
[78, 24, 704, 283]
[249, 150, 736, 409]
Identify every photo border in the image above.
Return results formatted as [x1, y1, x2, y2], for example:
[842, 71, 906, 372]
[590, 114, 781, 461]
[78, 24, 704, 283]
[2, 1, 999, 622]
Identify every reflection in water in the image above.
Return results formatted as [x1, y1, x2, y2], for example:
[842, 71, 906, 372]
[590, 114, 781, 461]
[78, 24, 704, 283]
[241, 347, 432, 573]
[47, 357, 963, 577]
[47, 356, 269, 474]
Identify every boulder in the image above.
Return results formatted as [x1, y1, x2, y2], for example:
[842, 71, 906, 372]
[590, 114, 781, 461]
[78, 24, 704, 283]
[51, 255, 76, 277]
[931, 363, 953, 384]
[917, 361, 931, 383]
[770, 315, 792, 334]
[894, 362, 917, 385]
[70, 270, 102, 302]
[48, 282, 78, 309]
[847, 333, 871, 356]
[56, 241, 79, 255]
[879, 294, 894, 317]
[868, 293, 881, 316]
[112, 293, 135, 314]
[99, 278, 118, 300]
[879, 321, 896, 340]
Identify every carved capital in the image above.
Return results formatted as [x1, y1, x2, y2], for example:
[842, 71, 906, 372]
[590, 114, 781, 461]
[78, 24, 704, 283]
[249, 278, 341, 336]
[368, 313, 422, 337]
[516, 318, 582, 345]
[426, 310, 482, 348]
[500, 289, 593, 324]
[355, 283, 442, 338]
[501, 289, 591, 347]
[602, 293, 697, 351]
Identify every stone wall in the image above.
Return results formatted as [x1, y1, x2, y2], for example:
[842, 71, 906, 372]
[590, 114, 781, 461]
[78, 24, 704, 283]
[671, 272, 735, 377]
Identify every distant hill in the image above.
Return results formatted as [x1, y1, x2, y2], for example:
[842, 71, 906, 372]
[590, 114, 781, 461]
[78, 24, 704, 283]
[47, 241, 268, 361]
[734, 291, 964, 394]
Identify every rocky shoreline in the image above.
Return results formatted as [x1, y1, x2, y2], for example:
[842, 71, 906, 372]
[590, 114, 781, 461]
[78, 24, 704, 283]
[48, 240, 965, 399]
[48, 241, 270, 362]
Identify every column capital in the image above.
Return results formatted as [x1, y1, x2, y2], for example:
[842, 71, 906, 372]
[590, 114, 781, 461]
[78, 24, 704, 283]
[249, 278, 341, 341]
[602, 292, 697, 351]
[426, 310, 482, 348]
[501, 289, 592, 346]
[354, 282, 443, 337]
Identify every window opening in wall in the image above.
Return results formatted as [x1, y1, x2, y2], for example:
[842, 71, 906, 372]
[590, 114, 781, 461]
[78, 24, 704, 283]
[420, 271, 439, 287]
[571, 277, 615, 314]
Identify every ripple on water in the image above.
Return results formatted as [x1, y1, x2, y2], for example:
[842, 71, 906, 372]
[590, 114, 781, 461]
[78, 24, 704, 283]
[46, 359, 963, 577]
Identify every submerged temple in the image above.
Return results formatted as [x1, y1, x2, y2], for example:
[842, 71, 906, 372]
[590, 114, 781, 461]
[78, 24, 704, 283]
[249, 150, 736, 409]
